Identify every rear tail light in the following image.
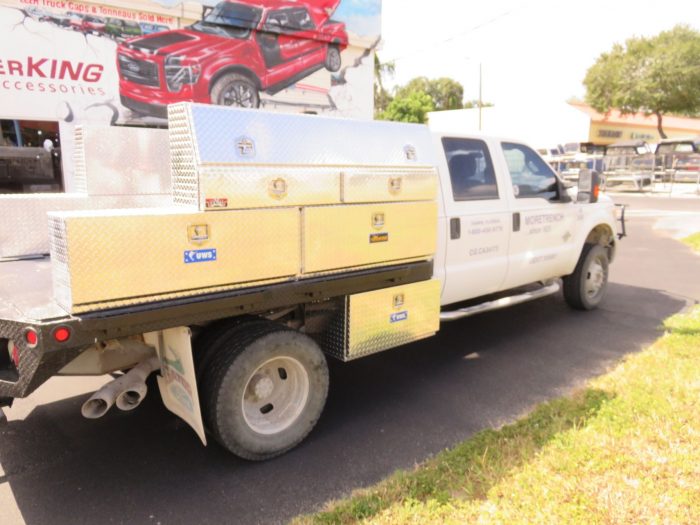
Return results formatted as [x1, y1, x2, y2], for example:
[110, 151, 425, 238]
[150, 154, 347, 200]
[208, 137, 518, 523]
[25, 328, 38, 348]
[52, 326, 71, 343]
[11, 342, 19, 368]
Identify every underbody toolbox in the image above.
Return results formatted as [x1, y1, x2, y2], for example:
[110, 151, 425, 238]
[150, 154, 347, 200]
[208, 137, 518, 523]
[323, 278, 441, 361]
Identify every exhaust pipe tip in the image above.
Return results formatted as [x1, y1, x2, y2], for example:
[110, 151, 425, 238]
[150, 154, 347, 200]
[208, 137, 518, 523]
[116, 384, 147, 412]
[81, 397, 111, 419]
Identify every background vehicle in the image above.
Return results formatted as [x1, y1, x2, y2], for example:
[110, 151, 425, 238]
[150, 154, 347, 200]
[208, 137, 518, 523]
[105, 18, 143, 41]
[0, 106, 621, 460]
[0, 119, 62, 193]
[654, 136, 700, 182]
[117, 0, 348, 118]
[139, 22, 169, 35]
[602, 140, 654, 191]
[672, 155, 700, 183]
[68, 12, 85, 31]
[80, 15, 107, 35]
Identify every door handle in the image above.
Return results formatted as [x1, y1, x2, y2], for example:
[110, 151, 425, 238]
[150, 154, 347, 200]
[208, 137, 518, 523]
[512, 212, 521, 232]
[450, 217, 461, 239]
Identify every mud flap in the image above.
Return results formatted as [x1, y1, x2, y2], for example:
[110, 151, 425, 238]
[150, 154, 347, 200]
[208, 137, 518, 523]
[144, 327, 207, 445]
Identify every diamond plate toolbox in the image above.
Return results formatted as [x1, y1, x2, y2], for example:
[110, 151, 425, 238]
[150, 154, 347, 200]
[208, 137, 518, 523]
[303, 201, 437, 274]
[324, 279, 441, 361]
[0, 194, 171, 259]
[74, 125, 171, 196]
[168, 103, 438, 210]
[48, 207, 300, 313]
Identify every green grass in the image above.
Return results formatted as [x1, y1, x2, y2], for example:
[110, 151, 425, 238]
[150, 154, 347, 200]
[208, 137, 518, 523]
[682, 232, 700, 253]
[293, 306, 700, 525]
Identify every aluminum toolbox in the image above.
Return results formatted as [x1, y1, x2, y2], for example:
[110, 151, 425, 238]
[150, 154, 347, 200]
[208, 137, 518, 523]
[324, 279, 441, 361]
[341, 167, 437, 203]
[73, 125, 171, 196]
[0, 194, 171, 259]
[48, 207, 300, 313]
[302, 201, 437, 274]
[181, 165, 341, 210]
[168, 103, 437, 210]
[1, 125, 172, 259]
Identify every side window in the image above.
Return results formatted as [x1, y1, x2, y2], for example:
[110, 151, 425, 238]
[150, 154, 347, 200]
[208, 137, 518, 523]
[291, 8, 315, 30]
[442, 137, 499, 201]
[264, 9, 292, 32]
[502, 142, 558, 200]
[265, 8, 314, 32]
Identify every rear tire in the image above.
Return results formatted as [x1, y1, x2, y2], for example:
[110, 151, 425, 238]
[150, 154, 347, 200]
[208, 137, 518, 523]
[202, 321, 328, 460]
[563, 243, 609, 310]
[325, 45, 341, 72]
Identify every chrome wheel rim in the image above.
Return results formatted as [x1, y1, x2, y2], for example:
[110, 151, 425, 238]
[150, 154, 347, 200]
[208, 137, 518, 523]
[242, 356, 309, 435]
[221, 83, 256, 108]
[328, 49, 341, 70]
[585, 256, 606, 299]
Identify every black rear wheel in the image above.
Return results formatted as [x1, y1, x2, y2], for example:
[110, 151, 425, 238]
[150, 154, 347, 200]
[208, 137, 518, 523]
[325, 45, 342, 72]
[201, 320, 329, 460]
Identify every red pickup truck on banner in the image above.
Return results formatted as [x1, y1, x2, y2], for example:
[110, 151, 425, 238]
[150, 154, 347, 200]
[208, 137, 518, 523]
[117, 0, 348, 117]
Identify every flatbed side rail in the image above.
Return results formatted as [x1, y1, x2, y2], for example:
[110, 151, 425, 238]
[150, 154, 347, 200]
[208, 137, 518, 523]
[0, 261, 432, 400]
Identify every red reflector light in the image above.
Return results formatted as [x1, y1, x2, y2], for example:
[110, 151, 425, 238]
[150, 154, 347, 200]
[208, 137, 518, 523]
[11, 343, 20, 368]
[53, 327, 71, 343]
[593, 184, 600, 200]
[25, 329, 38, 347]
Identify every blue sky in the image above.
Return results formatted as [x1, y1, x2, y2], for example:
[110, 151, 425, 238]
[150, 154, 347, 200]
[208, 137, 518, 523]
[380, 0, 700, 107]
[335, 0, 381, 36]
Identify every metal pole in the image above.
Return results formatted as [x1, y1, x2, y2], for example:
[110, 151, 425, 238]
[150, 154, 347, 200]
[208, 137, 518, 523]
[12, 120, 23, 147]
[478, 63, 483, 131]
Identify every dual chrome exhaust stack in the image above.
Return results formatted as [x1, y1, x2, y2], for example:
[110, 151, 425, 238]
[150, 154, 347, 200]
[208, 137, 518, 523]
[81, 356, 160, 419]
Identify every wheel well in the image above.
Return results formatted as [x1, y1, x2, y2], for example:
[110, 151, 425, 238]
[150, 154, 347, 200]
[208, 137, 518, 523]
[208, 67, 261, 95]
[585, 224, 615, 261]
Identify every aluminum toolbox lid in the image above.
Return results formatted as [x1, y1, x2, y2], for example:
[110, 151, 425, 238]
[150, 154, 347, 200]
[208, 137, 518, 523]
[168, 102, 437, 167]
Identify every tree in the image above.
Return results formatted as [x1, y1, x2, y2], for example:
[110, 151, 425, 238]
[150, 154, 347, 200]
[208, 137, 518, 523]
[395, 76, 464, 111]
[374, 54, 395, 117]
[463, 99, 494, 109]
[583, 25, 700, 138]
[377, 90, 434, 123]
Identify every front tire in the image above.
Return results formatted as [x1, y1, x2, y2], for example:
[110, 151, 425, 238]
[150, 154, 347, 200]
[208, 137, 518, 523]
[210, 73, 260, 108]
[202, 321, 329, 460]
[563, 243, 609, 310]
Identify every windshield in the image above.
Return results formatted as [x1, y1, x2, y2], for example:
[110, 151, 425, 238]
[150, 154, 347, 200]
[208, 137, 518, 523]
[190, 2, 262, 39]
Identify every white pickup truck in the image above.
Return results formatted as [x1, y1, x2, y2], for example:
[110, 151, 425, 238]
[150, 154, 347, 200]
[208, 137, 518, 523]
[0, 105, 623, 460]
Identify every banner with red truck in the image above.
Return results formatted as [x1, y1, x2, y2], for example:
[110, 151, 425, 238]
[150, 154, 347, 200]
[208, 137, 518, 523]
[0, 0, 381, 125]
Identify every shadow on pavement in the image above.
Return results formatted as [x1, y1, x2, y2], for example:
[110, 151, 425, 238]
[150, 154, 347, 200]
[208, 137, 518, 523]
[0, 283, 686, 525]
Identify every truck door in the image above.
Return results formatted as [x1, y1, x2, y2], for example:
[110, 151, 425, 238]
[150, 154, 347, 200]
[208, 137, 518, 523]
[498, 142, 578, 289]
[439, 136, 510, 306]
[260, 7, 318, 80]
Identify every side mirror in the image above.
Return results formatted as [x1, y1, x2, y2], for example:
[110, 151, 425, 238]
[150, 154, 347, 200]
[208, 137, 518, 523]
[577, 169, 600, 203]
[556, 178, 572, 203]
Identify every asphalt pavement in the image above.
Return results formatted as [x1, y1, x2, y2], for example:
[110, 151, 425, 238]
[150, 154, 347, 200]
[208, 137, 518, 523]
[1, 194, 699, 525]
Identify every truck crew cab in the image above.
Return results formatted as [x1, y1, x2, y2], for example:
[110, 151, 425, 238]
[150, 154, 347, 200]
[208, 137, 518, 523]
[117, 0, 348, 118]
[0, 105, 622, 460]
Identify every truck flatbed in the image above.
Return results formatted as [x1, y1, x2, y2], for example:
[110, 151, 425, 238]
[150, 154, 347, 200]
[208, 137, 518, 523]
[0, 257, 433, 400]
